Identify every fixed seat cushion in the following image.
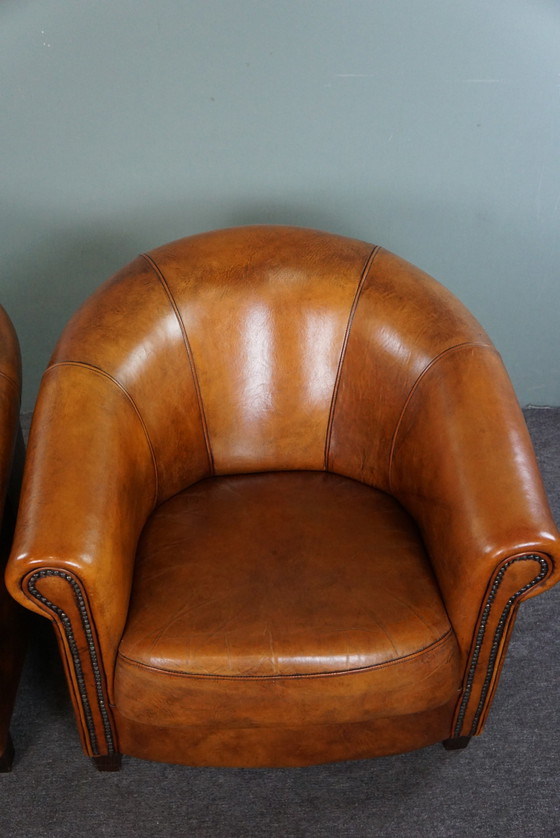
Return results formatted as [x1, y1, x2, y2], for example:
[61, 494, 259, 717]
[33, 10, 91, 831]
[115, 472, 461, 728]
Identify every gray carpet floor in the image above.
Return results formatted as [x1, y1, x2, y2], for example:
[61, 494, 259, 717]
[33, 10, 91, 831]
[2, 408, 559, 837]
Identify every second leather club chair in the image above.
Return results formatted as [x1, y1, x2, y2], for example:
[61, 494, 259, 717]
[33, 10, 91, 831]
[6, 226, 560, 771]
[0, 306, 25, 773]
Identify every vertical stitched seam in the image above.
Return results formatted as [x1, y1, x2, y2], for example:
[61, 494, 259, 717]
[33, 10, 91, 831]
[0, 369, 19, 394]
[141, 253, 215, 475]
[323, 245, 380, 470]
[387, 342, 497, 493]
[46, 361, 159, 509]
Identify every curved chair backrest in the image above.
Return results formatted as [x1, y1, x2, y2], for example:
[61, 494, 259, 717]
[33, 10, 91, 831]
[45, 225, 497, 503]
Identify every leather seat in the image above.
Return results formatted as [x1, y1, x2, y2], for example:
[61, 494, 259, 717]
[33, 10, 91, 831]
[6, 226, 560, 770]
[0, 306, 24, 772]
[116, 472, 460, 728]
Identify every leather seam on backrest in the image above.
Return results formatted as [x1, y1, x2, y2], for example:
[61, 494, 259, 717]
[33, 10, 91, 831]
[387, 342, 498, 493]
[45, 361, 159, 508]
[324, 245, 380, 470]
[0, 368, 20, 395]
[141, 253, 215, 476]
[117, 627, 454, 680]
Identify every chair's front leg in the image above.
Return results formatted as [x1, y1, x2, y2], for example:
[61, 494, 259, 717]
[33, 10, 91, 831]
[23, 568, 119, 763]
[0, 734, 14, 772]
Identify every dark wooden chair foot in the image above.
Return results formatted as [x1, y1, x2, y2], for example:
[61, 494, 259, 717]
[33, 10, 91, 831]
[0, 735, 15, 773]
[442, 735, 472, 751]
[92, 752, 122, 772]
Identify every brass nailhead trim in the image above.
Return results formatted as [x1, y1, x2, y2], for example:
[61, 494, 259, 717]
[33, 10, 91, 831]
[27, 570, 115, 756]
[454, 554, 548, 736]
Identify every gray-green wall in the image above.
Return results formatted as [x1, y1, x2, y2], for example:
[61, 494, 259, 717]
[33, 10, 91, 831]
[2, 0, 559, 410]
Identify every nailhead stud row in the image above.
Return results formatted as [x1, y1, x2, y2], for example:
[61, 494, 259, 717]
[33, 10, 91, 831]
[454, 554, 548, 736]
[27, 569, 116, 755]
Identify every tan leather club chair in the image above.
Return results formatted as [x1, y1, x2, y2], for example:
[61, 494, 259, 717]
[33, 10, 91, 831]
[6, 227, 560, 771]
[0, 306, 25, 772]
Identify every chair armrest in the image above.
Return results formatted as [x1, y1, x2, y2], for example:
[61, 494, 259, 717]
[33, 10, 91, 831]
[6, 363, 156, 753]
[389, 343, 560, 736]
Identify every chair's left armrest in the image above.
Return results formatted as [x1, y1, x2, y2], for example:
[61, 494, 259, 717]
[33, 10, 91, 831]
[5, 363, 157, 757]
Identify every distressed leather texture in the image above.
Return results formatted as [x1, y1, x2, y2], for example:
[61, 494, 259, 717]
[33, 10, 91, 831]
[6, 226, 560, 767]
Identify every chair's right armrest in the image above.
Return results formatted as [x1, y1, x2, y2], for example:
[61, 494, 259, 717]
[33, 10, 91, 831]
[5, 363, 156, 756]
[390, 344, 560, 641]
[389, 343, 560, 738]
